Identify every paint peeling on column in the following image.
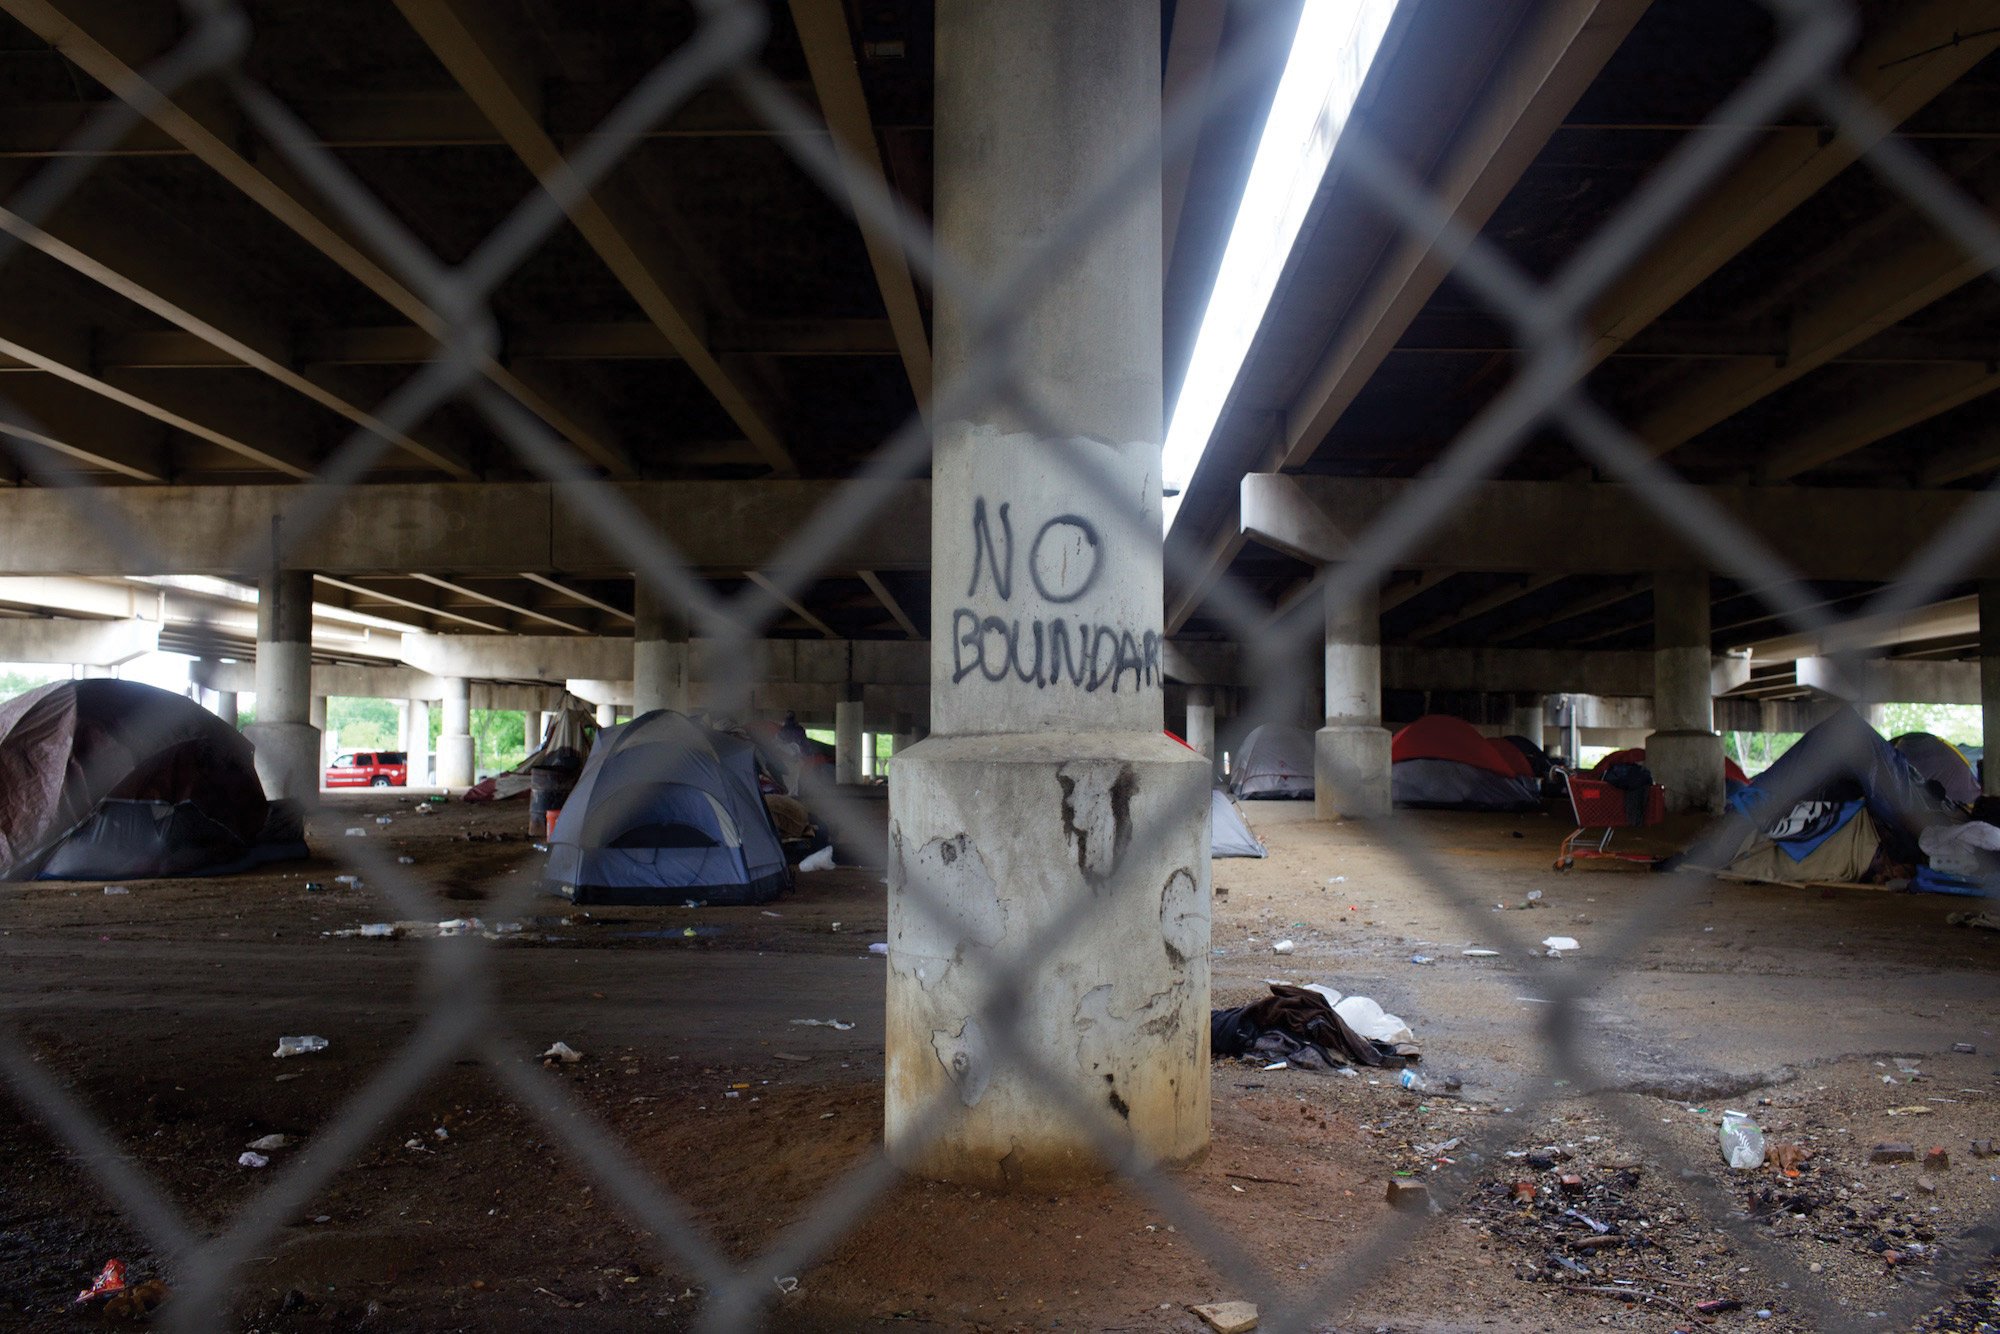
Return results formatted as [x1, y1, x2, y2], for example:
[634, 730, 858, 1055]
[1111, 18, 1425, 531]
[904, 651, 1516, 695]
[1056, 762, 1136, 886]
[933, 1017, 990, 1107]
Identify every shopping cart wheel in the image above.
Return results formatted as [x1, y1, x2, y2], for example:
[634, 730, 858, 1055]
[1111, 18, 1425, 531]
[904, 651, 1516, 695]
[1552, 857, 1572, 872]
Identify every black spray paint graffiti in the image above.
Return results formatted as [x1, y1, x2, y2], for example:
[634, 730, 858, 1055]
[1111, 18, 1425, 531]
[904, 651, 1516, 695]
[954, 498, 1157, 691]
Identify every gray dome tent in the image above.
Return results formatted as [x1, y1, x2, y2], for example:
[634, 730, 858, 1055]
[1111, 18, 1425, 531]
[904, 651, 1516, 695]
[545, 711, 789, 905]
[1229, 723, 1314, 800]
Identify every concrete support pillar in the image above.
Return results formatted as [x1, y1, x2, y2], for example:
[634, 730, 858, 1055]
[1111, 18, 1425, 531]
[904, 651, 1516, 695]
[1648, 571, 1725, 813]
[405, 700, 431, 786]
[887, 1, 1208, 1187]
[1317, 583, 1392, 818]
[1507, 695, 1545, 749]
[596, 701, 616, 729]
[1185, 687, 1216, 767]
[835, 700, 864, 785]
[438, 676, 474, 790]
[243, 570, 320, 802]
[1982, 582, 2000, 796]
[75, 664, 115, 679]
[213, 690, 238, 729]
[633, 582, 689, 717]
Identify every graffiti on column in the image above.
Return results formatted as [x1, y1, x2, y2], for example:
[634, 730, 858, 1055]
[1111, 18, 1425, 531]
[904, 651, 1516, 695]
[951, 498, 1160, 691]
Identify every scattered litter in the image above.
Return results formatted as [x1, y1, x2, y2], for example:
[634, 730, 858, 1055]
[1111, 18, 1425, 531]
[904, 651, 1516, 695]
[1262, 1061, 1288, 1071]
[237, 1151, 269, 1168]
[375, 816, 393, 825]
[868, 942, 889, 955]
[1563, 1208, 1611, 1234]
[1328, 876, 1346, 884]
[1271, 939, 1295, 955]
[246, 1134, 290, 1152]
[541, 1041, 584, 1065]
[272, 1036, 328, 1058]
[397, 856, 416, 865]
[1333, 995, 1414, 1045]
[102, 885, 127, 895]
[75, 1259, 127, 1304]
[1886, 1105, 1935, 1116]
[761, 910, 783, 917]
[344, 827, 367, 837]
[1770, 1142, 1809, 1175]
[303, 882, 324, 893]
[1525, 888, 1543, 902]
[790, 1018, 855, 1030]
[434, 1126, 448, 1140]
[798, 846, 836, 872]
[1696, 1299, 1742, 1315]
[1719, 1110, 1765, 1169]
[773, 1276, 800, 1296]
[1542, 935, 1580, 955]
[356, 923, 397, 939]
[1947, 909, 2000, 930]
[1869, 1142, 1917, 1164]
[414, 804, 436, 815]
[1925, 1146, 1951, 1171]
[1971, 1139, 1996, 1159]
[1954, 1041, 1977, 1053]
[1397, 1069, 1425, 1092]
[1408, 954, 1434, 965]
[1462, 948, 1499, 957]
[334, 875, 360, 886]
[1191, 1299, 1259, 1333]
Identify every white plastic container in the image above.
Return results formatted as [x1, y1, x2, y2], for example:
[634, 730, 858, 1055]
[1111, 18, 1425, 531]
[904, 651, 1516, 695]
[1718, 1110, 1765, 1169]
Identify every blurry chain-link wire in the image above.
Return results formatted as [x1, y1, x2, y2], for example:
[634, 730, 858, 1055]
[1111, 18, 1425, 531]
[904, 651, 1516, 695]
[1, 0, 1998, 1330]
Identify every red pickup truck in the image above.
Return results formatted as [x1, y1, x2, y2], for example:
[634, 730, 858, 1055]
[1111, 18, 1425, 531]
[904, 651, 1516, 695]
[325, 751, 409, 788]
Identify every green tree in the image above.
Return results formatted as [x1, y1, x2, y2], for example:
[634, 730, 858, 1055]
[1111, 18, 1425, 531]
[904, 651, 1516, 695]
[473, 710, 527, 774]
[324, 696, 399, 751]
[1874, 702, 1981, 747]
[0, 667, 63, 703]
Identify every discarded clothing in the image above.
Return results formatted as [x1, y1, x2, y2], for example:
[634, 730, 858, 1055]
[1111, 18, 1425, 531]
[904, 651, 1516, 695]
[1920, 821, 2000, 878]
[1211, 984, 1418, 1070]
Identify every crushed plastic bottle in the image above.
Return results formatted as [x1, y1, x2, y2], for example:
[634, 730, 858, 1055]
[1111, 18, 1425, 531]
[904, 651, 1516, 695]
[272, 1035, 329, 1058]
[1719, 1109, 1765, 1169]
[1398, 1068, 1426, 1091]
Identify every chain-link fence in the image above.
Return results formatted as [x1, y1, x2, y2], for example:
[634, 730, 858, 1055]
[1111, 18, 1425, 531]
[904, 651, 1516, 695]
[3, 0, 2000, 1329]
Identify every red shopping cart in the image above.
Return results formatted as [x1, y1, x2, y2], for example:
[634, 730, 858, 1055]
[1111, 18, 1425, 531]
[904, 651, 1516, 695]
[1553, 768, 1666, 870]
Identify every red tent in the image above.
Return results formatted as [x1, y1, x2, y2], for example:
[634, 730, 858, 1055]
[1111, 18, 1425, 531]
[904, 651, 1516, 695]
[1591, 746, 1749, 786]
[1392, 714, 1524, 777]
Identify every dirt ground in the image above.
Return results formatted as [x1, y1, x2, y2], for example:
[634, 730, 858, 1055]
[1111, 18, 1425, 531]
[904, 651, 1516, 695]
[5, 792, 2000, 1331]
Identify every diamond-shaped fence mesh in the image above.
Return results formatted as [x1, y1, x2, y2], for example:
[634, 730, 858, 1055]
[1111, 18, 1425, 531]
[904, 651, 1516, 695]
[3, 0, 1999, 1329]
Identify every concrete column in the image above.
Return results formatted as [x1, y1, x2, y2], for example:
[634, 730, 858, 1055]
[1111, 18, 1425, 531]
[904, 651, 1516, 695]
[1507, 695, 1545, 749]
[633, 581, 689, 717]
[835, 700, 864, 784]
[75, 664, 115, 679]
[1316, 583, 1392, 818]
[405, 700, 432, 786]
[438, 676, 474, 789]
[1982, 582, 2000, 796]
[243, 570, 320, 802]
[1648, 571, 1725, 813]
[888, 1, 1208, 1187]
[213, 690, 238, 728]
[596, 701, 616, 728]
[1185, 686, 1216, 768]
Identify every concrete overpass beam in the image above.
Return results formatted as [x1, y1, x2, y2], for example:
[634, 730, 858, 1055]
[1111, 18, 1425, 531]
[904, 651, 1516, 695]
[0, 615, 157, 666]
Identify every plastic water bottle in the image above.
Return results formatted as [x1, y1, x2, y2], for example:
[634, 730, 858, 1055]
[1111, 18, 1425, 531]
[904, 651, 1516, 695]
[1719, 1110, 1765, 1169]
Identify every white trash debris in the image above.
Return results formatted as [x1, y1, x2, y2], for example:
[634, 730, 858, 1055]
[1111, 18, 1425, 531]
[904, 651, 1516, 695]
[397, 856, 416, 865]
[334, 875, 360, 886]
[102, 885, 128, 895]
[798, 846, 836, 872]
[357, 923, 397, 939]
[273, 1035, 329, 1058]
[790, 1018, 855, 1030]
[1542, 935, 1580, 955]
[868, 942, 889, 955]
[1462, 948, 1500, 957]
[1719, 1109, 1766, 1169]
[344, 828, 367, 837]
[238, 1151, 270, 1169]
[1271, 939, 1296, 955]
[541, 1041, 583, 1064]
[1302, 982, 1341, 1007]
[246, 1134, 290, 1152]
[1333, 995, 1414, 1046]
[375, 816, 393, 825]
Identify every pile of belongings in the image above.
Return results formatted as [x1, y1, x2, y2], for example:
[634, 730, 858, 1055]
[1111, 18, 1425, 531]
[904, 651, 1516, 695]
[463, 697, 598, 801]
[1211, 983, 1419, 1071]
[1675, 706, 1987, 892]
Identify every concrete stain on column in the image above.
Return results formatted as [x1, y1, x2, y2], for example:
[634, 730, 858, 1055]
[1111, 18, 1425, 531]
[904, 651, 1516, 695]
[1056, 762, 1136, 887]
[932, 1017, 992, 1107]
[1158, 867, 1204, 967]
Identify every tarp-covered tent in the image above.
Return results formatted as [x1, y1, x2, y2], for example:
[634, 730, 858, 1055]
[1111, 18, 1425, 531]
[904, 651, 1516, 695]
[1230, 724, 1314, 799]
[464, 696, 598, 801]
[1391, 715, 1541, 811]
[546, 710, 789, 905]
[1684, 707, 1962, 883]
[0, 680, 302, 880]
[1893, 732, 1980, 806]
[1211, 789, 1267, 857]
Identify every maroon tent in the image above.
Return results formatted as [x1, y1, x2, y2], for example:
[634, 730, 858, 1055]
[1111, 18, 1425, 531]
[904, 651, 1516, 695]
[0, 680, 276, 880]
